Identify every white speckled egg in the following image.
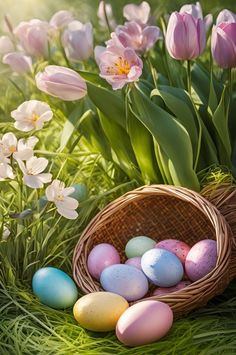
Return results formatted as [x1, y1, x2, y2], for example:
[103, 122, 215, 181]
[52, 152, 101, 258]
[100, 264, 149, 301]
[155, 239, 191, 264]
[185, 239, 217, 281]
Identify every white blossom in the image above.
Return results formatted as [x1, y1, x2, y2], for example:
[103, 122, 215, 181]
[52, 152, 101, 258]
[13, 136, 38, 160]
[17, 156, 52, 188]
[46, 179, 79, 219]
[2, 226, 10, 240]
[0, 132, 17, 157]
[0, 153, 14, 180]
[11, 100, 53, 132]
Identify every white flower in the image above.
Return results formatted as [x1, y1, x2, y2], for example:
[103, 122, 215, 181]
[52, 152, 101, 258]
[17, 156, 52, 188]
[46, 179, 79, 219]
[0, 153, 14, 179]
[0, 132, 17, 157]
[13, 136, 38, 160]
[2, 226, 10, 240]
[11, 100, 53, 132]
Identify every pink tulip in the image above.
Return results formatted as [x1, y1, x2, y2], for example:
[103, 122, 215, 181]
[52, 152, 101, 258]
[116, 21, 162, 54]
[97, 33, 143, 90]
[216, 9, 236, 25]
[180, 2, 213, 31]
[211, 22, 236, 68]
[123, 1, 150, 25]
[14, 19, 49, 57]
[0, 36, 14, 55]
[35, 65, 87, 101]
[165, 12, 206, 60]
[62, 21, 93, 62]
[2, 52, 32, 74]
[49, 10, 74, 29]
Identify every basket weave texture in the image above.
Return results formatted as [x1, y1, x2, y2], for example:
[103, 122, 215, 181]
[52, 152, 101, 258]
[73, 184, 236, 318]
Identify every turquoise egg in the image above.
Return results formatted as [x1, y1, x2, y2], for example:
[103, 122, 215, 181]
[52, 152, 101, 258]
[38, 196, 48, 210]
[70, 184, 88, 202]
[32, 267, 79, 309]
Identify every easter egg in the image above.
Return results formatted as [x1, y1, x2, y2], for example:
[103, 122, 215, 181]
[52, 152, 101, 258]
[32, 267, 78, 309]
[73, 292, 128, 332]
[38, 196, 48, 210]
[116, 300, 173, 346]
[152, 281, 191, 296]
[70, 183, 88, 201]
[87, 243, 120, 280]
[185, 239, 217, 281]
[155, 239, 191, 264]
[100, 264, 148, 301]
[125, 256, 142, 270]
[125, 236, 156, 258]
[141, 248, 184, 287]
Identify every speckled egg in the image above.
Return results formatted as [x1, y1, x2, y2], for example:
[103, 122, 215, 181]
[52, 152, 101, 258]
[141, 248, 184, 287]
[125, 257, 142, 270]
[87, 243, 120, 280]
[125, 236, 156, 258]
[185, 239, 217, 281]
[116, 300, 173, 347]
[32, 267, 78, 309]
[155, 239, 191, 264]
[152, 281, 191, 296]
[73, 292, 129, 332]
[100, 264, 149, 301]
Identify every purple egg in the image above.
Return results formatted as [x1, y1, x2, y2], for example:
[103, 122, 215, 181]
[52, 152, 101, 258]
[185, 239, 217, 281]
[152, 281, 191, 296]
[125, 257, 142, 270]
[87, 243, 120, 280]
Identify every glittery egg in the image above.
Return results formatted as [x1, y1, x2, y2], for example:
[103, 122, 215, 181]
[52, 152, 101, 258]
[155, 239, 191, 264]
[100, 264, 149, 301]
[141, 248, 184, 287]
[185, 239, 217, 281]
[87, 243, 120, 280]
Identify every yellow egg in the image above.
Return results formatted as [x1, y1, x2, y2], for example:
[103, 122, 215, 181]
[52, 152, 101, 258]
[73, 292, 129, 332]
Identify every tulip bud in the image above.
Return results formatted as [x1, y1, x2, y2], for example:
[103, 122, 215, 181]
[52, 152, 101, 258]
[2, 52, 32, 74]
[211, 22, 236, 68]
[49, 10, 74, 29]
[0, 35, 14, 55]
[216, 9, 236, 25]
[62, 21, 93, 62]
[123, 1, 150, 26]
[14, 19, 49, 57]
[165, 12, 206, 60]
[97, 1, 116, 30]
[180, 2, 213, 31]
[35, 65, 87, 101]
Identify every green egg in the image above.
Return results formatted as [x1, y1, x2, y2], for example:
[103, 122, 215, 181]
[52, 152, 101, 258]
[125, 236, 156, 258]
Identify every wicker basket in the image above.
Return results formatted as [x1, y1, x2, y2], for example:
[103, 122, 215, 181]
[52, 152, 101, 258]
[73, 184, 236, 318]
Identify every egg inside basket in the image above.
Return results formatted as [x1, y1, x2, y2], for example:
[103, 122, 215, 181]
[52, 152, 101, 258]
[73, 184, 236, 318]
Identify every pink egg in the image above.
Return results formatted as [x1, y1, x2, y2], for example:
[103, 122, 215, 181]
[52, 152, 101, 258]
[116, 300, 173, 347]
[155, 239, 191, 264]
[87, 243, 120, 280]
[152, 281, 191, 296]
[125, 257, 142, 270]
[185, 239, 217, 282]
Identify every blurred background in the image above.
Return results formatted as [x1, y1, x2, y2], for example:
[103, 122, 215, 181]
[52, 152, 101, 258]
[0, 0, 236, 29]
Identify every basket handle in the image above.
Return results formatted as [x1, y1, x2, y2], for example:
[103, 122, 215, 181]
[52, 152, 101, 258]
[201, 183, 236, 279]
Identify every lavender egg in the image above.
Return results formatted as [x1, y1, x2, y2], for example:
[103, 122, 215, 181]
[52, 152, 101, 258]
[141, 248, 184, 287]
[125, 257, 142, 270]
[100, 264, 149, 301]
[87, 243, 120, 280]
[153, 281, 191, 296]
[185, 239, 217, 281]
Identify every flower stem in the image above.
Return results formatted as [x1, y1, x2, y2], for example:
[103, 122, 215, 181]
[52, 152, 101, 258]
[102, 1, 111, 34]
[228, 68, 232, 99]
[187, 60, 192, 95]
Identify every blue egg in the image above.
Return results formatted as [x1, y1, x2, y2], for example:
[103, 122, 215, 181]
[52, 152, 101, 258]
[100, 264, 149, 301]
[32, 267, 79, 309]
[70, 184, 88, 202]
[141, 248, 184, 287]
